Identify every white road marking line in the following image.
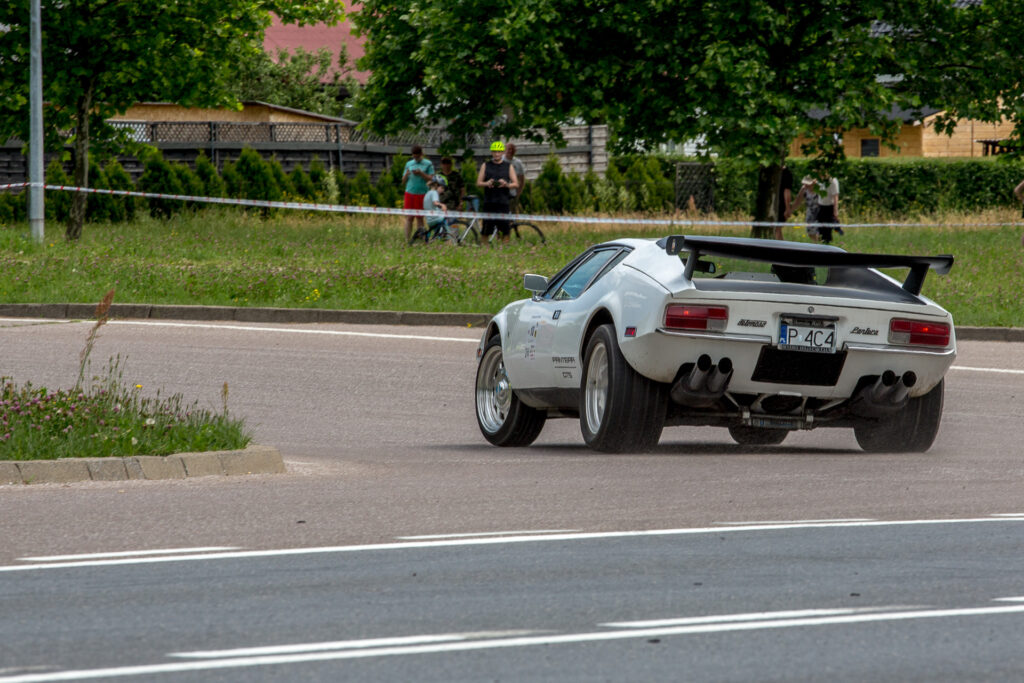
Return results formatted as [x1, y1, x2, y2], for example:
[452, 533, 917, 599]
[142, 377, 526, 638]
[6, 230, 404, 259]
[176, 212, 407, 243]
[951, 365, 1024, 375]
[4, 605, 1024, 682]
[993, 597, 1024, 602]
[2, 517, 1023, 574]
[715, 518, 875, 525]
[105, 320, 481, 343]
[397, 530, 580, 540]
[18, 547, 240, 562]
[990, 513, 1024, 517]
[601, 608, 871, 628]
[172, 633, 506, 658]
[1, 317, 481, 343]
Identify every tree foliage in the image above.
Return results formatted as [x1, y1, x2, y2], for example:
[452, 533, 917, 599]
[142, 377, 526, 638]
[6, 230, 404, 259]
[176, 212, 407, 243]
[352, 0, 1023, 234]
[0, 0, 344, 239]
[229, 45, 357, 118]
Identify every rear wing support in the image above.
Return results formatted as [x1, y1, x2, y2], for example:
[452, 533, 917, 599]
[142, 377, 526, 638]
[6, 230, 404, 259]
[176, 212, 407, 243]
[659, 235, 954, 296]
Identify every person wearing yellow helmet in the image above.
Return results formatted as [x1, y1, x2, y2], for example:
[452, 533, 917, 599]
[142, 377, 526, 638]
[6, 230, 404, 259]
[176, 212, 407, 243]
[476, 141, 518, 241]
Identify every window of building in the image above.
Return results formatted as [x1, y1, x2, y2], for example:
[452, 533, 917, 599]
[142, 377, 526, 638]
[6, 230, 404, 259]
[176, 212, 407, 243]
[860, 139, 880, 157]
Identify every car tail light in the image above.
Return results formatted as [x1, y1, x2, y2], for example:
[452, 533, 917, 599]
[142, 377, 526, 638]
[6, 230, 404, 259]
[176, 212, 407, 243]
[665, 304, 728, 331]
[889, 318, 951, 347]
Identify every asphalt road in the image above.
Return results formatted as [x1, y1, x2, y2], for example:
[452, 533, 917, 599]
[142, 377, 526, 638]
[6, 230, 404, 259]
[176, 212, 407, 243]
[2, 317, 1024, 680]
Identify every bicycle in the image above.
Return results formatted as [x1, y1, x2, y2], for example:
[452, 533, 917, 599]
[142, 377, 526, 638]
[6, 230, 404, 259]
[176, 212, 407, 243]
[408, 219, 460, 246]
[446, 196, 546, 246]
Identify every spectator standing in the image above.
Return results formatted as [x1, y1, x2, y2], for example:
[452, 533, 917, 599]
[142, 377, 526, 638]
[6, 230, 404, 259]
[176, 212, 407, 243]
[775, 164, 793, 240]
[476, 141, 518, 241]
[791, 176, 821, 241]
[439, 156, 466, 212]
[504, 143, 526, 214]
[814, 172, 841, 244]
[401, 145, 435, 242]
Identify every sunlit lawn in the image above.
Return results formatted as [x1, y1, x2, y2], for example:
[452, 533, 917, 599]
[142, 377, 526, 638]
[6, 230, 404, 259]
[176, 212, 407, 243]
[1, 206, 1022, 327]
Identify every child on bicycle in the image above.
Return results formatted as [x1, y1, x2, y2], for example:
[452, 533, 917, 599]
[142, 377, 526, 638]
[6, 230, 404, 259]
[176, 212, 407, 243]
[422, 176, 451, 239]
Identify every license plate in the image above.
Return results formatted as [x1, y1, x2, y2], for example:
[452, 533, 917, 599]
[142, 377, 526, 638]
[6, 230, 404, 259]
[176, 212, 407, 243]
[779, 318, 836, 354]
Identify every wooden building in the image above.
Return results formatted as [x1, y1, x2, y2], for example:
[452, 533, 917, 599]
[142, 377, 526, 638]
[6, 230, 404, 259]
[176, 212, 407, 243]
[789, 106, 1017, 158]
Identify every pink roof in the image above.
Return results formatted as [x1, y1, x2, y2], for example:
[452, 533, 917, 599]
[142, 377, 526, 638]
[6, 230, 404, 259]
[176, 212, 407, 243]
[264, 15, 369, 84]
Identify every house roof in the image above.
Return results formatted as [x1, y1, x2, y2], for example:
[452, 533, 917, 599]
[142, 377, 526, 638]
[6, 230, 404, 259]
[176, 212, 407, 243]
[263, 16, 369, 85]
[807, 104, 943, 124]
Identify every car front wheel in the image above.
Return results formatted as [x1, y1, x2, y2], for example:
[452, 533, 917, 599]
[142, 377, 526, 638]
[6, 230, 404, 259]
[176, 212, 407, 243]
[854, 379, 944, 453]
[580, 324, 666, 452]
[475, 335, 546, 447]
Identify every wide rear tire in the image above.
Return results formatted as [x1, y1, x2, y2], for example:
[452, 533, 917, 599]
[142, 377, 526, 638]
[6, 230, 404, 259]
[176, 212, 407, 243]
[580, 324, 666, 452]
[475, 335, 546, 447]
[854, 379, 944, 453]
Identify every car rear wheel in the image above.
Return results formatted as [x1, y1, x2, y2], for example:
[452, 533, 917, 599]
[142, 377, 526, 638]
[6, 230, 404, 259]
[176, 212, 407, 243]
[728, 426, 789, 446]
[854, 379, 944, 453]
[475, 335, 546, 446]
[580, 324, 666, 452]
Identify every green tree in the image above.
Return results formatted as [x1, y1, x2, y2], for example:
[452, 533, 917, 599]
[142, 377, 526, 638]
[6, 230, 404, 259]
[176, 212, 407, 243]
[230, 45, 358, 118]
[352, 1, 1019, 236]
[0, 0, 344, 240]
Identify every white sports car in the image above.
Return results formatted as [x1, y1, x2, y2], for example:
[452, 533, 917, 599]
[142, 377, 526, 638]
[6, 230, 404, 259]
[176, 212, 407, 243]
[475, 235, 955, 453]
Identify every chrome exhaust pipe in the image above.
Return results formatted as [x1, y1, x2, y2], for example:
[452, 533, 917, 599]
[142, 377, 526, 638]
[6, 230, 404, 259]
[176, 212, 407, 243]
[705, 357, 733, 395]
[684, 354, 712, 392]
[869, 370, 897, 403]
[671, 355, 729, 407]
[888, 371, 917, 404]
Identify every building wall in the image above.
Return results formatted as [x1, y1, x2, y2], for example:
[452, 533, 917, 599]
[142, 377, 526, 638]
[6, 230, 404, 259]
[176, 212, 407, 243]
[920, 116, 1017, 157]
[790, 115, 1017, 159]
[789, 125, 923, 158]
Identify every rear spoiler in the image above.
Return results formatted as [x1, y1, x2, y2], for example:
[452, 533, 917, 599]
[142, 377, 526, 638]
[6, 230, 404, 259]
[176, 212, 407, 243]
[658, 235, 954, 296]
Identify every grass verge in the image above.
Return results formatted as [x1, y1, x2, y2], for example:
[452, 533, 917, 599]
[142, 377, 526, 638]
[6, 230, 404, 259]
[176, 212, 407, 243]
[0, 295, 250, 461]
[1, 207, 1022, 326]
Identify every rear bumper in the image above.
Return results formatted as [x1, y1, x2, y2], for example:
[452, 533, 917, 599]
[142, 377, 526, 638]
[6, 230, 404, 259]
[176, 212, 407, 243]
[622, 328, 956, 399]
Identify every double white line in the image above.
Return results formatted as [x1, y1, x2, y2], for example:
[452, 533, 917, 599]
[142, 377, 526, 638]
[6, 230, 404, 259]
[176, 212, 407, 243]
[5, 603, 1024, 681]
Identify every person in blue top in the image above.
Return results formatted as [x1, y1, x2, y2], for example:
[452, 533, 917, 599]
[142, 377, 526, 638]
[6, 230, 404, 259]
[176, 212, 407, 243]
[401, 145, 435, 242]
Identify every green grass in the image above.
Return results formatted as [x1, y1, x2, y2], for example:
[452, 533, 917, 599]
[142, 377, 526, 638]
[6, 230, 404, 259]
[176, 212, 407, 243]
[1, 207, 1023, 327]
[0, 357, 250, 461]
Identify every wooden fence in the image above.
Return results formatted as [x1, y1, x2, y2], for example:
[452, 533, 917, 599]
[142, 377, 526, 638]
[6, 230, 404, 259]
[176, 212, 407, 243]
[0, 123, 607, 185]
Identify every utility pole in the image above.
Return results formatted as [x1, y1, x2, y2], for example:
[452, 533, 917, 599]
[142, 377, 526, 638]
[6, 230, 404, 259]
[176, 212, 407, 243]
[29, 0, 45, 243]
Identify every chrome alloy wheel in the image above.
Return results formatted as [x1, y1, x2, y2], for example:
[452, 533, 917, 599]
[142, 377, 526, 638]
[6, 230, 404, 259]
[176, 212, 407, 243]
[476, 345, 512, 434]
[584, 341, 609, 435]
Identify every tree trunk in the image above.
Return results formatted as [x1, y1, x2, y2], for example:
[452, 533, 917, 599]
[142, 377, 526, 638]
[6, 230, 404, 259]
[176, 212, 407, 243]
[751, 162, 782, 240]
[66, 87, 93, 241]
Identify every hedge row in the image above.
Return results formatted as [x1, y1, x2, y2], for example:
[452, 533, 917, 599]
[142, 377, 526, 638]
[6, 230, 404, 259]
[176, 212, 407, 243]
[2, 149, 1022, 225]
[713, 156, 1024, 216]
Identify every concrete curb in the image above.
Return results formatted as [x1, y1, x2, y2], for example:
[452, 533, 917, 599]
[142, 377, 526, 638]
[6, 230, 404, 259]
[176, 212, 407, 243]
[0, 303, 494, 329]
[0, 303, 1019, 342]
[0, 445, 285, 486]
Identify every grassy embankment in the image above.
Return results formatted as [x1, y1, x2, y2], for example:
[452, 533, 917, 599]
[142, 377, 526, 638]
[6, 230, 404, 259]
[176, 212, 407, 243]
[1, 206, 1022, 327]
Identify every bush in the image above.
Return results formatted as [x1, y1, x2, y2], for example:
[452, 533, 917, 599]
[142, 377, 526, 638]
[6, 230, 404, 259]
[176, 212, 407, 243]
[172, 162, 206, 212]
[0, 189, 26, 223]
[234, 148, 282, 217]
[45, 159, 73, 223]
[194, 153, 226, 200]
[289, 165, 318, 201]
[103, 160, 137, 222]
[137, 149, 183, 219]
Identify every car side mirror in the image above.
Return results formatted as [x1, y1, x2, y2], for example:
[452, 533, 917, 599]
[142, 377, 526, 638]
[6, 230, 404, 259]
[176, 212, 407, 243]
[523, 273, 548, 294]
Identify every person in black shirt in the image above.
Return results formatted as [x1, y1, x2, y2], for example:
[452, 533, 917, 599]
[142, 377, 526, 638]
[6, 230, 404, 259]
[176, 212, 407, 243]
[476, 141, 518, 240]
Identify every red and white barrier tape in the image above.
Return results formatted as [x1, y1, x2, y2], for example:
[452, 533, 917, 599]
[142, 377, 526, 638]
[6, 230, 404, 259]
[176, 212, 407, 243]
[2, 182, 1022, 229]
